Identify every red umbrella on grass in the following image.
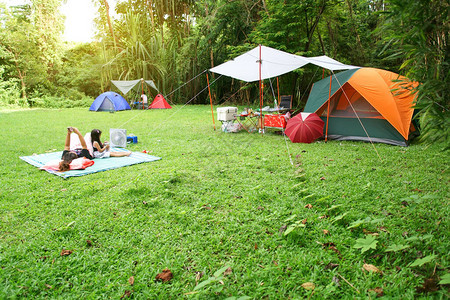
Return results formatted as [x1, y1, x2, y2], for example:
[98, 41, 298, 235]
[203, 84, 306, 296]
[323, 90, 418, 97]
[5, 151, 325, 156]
[285, 112, 324, 143]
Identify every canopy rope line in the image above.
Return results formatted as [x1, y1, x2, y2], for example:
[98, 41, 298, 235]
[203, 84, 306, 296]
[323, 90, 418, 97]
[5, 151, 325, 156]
[266, 77, 294, 166]
[330, 71, 383, 162]
[215, 82, 250, 107]
[163, 69, 208, 106]
[116, 70, 208, 129]
[299, 67, 320, 110]
[144, 75, 223, 136]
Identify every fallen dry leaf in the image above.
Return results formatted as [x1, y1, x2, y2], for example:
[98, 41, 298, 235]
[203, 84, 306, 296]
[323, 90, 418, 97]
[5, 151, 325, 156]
[86, 240, 93, 247]
[363, 263, 381, 274]
[45, 284, 52, 289]
[301, 282, 315, 290]
[195, 271, 203, 282]
[304, 204, 313, 209]
[155, 268, 173, 282]
[120, 290, 132, 299]
[301, 218, 307, 224]
[368, 287, 384, 297]
[325, 262, 339, 270]
[416, 276, 439, 293]
[128, 276, 135, 286]
[60, 249, 73, 256]
[320, 177, 326, 180]
[323, 229, 330, 235]
[224, 267, 232, 276]
[332, 276, 340, 286]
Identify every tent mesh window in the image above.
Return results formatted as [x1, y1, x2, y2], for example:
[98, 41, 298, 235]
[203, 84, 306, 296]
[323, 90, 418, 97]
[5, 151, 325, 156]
[319, 86, 382, 119]
[99, 98, 115, 111]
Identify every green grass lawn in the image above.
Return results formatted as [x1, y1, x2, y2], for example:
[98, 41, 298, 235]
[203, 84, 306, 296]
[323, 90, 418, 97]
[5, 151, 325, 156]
[0, 107, 448, 299]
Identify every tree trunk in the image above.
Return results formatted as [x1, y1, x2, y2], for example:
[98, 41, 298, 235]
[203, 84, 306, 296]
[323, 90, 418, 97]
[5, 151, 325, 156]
[102, 0, 117, 48]
[148, 0, 155, 27]
[345, 0, 365, 61]
[304, 3, 326, 52]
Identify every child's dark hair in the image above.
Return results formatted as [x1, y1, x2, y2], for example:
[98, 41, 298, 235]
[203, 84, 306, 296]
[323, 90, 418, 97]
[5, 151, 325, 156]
[59, 151, 77, 172]
[90, 129, 103, 149]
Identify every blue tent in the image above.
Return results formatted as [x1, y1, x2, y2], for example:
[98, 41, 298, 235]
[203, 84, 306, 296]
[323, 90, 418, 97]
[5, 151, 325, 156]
[89, 91, 131, 111]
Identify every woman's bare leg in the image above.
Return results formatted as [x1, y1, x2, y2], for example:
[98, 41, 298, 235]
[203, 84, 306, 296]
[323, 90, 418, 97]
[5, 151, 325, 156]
[110, 151, 131, 157]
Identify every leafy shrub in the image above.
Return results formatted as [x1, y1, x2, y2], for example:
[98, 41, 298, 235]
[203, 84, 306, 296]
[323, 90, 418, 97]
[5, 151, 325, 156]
[31, 94, 92, 108]
[0, 67, 24, 108]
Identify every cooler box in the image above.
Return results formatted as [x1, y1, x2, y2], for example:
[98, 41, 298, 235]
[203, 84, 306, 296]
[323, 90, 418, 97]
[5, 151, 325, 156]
[264, 114, 287, 128]
[217, 107, 238, 121]
[127, 135, 138, 143]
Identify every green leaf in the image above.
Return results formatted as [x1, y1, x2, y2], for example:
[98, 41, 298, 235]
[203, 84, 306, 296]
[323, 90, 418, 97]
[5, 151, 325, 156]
[284, 226, 296, 236]
[284, 214, 297, 222]
[385, 244, 410, 252]
[438, 273, 450, 285]
[327, 204, 342, 211]
[353, 235, 378, 253]
[369, 218, 385, 224]
[405, 236, 419, 242]
[410, 255, 437, 267]
[347, 217, 370, 229]
[284, 223, 305, 236]
[194, 277, 215, 291]
[214, 265, 231, 278]
[331, 212, 347, 223]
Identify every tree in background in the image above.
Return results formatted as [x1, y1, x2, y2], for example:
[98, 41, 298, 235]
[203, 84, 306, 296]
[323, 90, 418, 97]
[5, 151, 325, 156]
[97, 0, 194, 101]
[0, 4, 44, 103]
[0, 1, 66, 105]
[379, 0, 449, 146]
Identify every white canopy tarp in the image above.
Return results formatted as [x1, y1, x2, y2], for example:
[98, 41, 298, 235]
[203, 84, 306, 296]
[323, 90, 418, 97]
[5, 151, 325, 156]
[209, 45, 310, 82]
[306, 55, 359, 71]
[209, 45, 358, 82]
[111, 79, 158, 95]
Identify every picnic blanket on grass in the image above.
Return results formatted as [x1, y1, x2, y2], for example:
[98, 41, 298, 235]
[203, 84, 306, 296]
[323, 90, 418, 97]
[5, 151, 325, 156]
[20, 148, 161, 178]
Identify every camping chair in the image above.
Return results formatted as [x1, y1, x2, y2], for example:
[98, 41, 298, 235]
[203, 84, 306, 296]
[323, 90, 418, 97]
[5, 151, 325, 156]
[279, 95, 292, 110]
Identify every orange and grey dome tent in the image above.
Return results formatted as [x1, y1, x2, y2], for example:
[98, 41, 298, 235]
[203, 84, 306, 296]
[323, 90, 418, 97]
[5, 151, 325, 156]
[149, 94, 172, 109]
[303, 67, 419, 146]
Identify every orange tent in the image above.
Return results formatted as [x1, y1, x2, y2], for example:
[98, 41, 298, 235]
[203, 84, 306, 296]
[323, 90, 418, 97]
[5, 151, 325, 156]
[304, 68, 419, 146]
[149, 94, 172, 109]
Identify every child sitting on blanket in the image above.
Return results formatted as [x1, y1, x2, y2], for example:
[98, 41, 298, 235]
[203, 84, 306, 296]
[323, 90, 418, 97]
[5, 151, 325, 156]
[60, 127, 93, 171]
[90, 129, 131, 159]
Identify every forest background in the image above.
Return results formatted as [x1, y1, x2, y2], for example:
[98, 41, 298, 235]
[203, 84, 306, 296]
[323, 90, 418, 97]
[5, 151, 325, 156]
[0, 0, 448, 144]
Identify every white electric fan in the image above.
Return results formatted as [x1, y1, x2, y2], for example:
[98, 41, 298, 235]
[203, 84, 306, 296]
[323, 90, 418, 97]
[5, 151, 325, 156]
[110, 128, 127, 148]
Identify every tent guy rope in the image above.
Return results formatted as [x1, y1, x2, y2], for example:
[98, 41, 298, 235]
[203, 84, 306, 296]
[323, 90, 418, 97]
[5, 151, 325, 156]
[330, 71, 383, 162]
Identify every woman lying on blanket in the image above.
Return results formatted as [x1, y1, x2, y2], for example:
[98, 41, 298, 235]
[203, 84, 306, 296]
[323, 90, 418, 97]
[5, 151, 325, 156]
[60, 127, 93, 171]
[90, 129, 131, 159]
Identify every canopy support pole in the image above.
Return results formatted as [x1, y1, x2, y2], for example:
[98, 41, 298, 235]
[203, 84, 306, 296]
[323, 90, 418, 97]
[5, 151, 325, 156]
[141, 78, 144, 110]
[325, 74, 332, 141]
[277, 77, 280, 106]
[259, 44, 264, 134]
[206, 73, 216, 131]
